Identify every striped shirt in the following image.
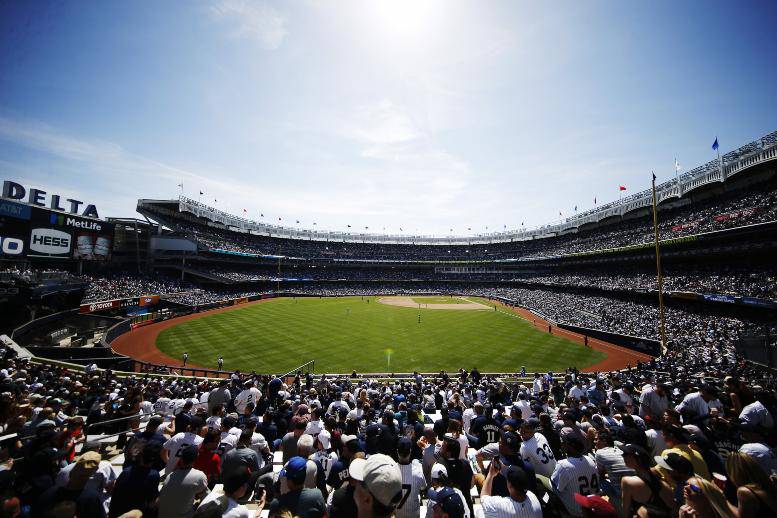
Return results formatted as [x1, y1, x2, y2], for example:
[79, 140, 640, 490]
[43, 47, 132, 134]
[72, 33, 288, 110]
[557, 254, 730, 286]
[551, 454, 598, 517]
[481, 491, 542, 518]
[395, 460, 426, 518]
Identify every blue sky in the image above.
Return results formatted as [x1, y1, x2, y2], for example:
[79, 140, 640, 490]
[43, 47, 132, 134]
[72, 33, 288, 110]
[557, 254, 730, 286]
[1, 0, 775, 235]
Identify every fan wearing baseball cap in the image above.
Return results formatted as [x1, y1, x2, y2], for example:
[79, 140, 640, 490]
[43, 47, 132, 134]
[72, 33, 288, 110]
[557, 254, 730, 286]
[481, 462, 542, 517]
[269, 456, 326, 518]
[429, 486, 467, 518]
[350, 454, 404, 518]
[573, 494, 617, 518]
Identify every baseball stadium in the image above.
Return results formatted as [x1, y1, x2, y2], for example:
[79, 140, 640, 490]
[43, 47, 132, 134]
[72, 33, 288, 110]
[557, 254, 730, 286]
[1, 2, 776, 518]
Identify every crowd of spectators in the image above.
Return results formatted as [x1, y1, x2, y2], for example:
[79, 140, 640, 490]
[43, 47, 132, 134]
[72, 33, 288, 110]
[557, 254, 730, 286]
[0, 332, 774, 518]
[154, 180, 777, 262]
[470, 287, 747, 351]
[184, 265, 777, 301]
[503, 266, 777, 300]
[78, 273, 188, 303]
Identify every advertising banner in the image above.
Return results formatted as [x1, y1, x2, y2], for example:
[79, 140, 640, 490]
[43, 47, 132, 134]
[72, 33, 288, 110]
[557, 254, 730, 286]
[702, 293, 737, 304]
[740, 297, 777, 309]
[79, 299, 121, 313]
[139, 295, 160, 307]
[233, 297, 249, 305]
[31, 207, 114, 261]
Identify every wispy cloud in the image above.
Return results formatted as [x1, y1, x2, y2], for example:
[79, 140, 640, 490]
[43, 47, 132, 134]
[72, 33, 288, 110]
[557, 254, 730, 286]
[210, 0, 286, 50]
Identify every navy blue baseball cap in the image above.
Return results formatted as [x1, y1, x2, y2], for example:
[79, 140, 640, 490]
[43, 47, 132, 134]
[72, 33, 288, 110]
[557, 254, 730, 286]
[397, 437, 413, 456]
[501, 431, 520, 450]
[281, 456, 308, 481]
[430, 487, 465, 518]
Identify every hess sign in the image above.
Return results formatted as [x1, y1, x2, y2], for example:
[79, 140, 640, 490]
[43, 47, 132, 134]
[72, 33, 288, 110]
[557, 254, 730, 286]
[2, 180, 99, 219]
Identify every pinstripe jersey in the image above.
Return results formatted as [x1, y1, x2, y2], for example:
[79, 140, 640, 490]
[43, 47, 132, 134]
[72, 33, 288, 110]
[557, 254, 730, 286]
[519, 432, 557, 478]
[481, 491, 542, 518]
[550, 454, 598, 517]
[394, 459, 426, 518]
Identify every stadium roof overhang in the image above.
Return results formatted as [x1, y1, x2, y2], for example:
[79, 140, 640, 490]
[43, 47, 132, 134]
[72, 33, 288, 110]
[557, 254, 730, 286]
[138, 131, 776, 246]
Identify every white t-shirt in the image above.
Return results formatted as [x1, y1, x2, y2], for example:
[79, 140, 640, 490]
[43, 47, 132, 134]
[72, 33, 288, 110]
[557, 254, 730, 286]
[163, 432, 204, 473]
[394, 460, 426, 518]
[218, 431, 238, 456]
[520, 432, 557, 478]
[740, 401, 774, 430]
[645, 428, 669, 457]
[514, 400, 532, 420]
[481, 491, 542, 518]
[551, 454, 598, 517]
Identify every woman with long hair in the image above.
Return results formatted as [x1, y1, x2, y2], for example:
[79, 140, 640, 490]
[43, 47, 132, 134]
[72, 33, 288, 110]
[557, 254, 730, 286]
[680, 477, 733, 518]
[725, 452, 777, 517]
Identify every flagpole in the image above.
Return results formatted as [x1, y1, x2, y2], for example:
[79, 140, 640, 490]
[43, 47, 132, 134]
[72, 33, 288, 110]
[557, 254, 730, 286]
[651, 171, 668, 353]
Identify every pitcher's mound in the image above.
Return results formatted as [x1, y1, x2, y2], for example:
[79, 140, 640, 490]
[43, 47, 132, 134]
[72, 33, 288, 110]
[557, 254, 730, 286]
[377, 296, 490, 310]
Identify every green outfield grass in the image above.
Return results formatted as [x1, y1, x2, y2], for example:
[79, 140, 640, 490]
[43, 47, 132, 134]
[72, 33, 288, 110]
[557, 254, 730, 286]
[411, 296, 470, 304]
[155, 296, 605, 373]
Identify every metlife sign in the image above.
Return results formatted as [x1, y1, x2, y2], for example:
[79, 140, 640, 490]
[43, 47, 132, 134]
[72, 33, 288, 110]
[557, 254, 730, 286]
[29, 228, 72, 256]
[46, 211, 104, 232]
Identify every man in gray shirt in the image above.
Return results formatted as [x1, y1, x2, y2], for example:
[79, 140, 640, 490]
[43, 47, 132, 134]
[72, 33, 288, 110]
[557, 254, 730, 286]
[222, 430, 261, 482]
[157, 445, 209, 518]
[594, 429, 634, 508]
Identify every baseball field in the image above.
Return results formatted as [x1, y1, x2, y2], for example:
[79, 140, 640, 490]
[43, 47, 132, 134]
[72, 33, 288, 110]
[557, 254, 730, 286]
[153, 296, 606, 373]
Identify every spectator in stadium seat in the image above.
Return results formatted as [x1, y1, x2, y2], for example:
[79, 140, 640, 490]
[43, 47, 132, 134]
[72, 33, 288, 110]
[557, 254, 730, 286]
[659, 425, 711, 482]
[639, 382, 671, 421]
[269, 456, 325, 518]
[281, 419, 307, 463]
[350, 454, 404, 518]
[737, 422, 777, 474]
[620, 444, 672, 518]
[592, 429, 633, 506]
[197, 466, 265, 518]
[193, 430, 222, 489]
[726, 451, 777, 516]
[109, 444, 161, 518]
[480, 463, 542, 517]
[221, 430, 261, 490]
[157, 445, 209, 518]
[439, 436, 474, 516]
[162, 417, 205, 474]
[551, 435, 598, 517]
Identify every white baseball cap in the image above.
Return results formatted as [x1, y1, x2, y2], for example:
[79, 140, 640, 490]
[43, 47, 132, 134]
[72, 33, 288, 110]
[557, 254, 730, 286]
[348, 454, 403, 508]
[431, 463, 448, 481]
[317, 429, 331, 450]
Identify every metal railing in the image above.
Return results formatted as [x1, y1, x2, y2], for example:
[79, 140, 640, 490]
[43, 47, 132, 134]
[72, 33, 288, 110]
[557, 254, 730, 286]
[282, 360, 315, 378]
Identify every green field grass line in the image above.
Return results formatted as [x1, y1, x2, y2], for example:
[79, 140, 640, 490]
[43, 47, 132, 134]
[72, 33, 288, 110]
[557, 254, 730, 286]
[155, 297, 605, 373]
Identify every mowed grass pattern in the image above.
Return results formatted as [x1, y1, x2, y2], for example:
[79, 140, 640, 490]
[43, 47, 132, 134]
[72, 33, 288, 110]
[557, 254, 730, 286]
[411, 296, 470, 304]
[156, 297, 605, 373]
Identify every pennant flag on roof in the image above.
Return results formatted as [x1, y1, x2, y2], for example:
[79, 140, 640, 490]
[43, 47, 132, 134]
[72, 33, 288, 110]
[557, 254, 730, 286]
[619, 186, 627, 191]
[199, 190, 203, 195]
[712, 137, 719, 151]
